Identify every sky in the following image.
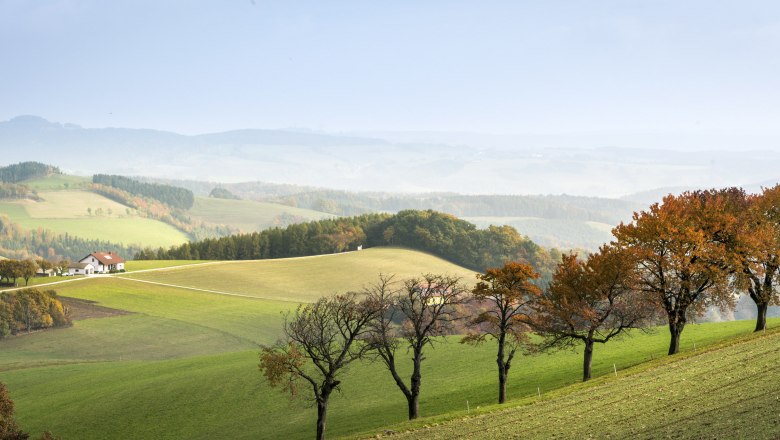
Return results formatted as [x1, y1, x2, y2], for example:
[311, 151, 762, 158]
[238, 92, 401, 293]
[2, 0, 780, 137]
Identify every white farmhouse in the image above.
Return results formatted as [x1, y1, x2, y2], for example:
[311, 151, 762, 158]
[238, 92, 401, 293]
[68, 263, 94, 275]
[78, 251, 125, 273]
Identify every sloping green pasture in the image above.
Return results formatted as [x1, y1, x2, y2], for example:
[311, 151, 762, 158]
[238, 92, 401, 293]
[21, 174, 91, 191]
[0, 190, 189, 247]
[0, 249, 774, 440]
[188, 196, 333, 232]
[121, 247, 477, 302]
[381, 326, 780, 440]
[463, 216, 615, 250]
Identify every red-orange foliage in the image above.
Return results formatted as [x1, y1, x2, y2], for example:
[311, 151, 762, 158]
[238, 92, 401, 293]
[531, 245, 653, 380]
[463, 262, 541, 402]
[613, 191, 735, 355]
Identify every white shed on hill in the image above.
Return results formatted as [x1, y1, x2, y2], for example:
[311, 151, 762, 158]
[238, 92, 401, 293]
[68, 263, 94, 275]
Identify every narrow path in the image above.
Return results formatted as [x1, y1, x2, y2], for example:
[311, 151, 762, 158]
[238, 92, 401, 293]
[115, 277, 301, 303]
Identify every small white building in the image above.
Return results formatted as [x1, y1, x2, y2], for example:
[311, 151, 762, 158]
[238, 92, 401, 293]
[78, 251, 125, 273]
[68, 263, 94, 275]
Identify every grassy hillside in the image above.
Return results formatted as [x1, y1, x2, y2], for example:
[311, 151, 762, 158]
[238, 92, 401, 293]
[0, 248, 773, 439]
[121, 247, 477, 302]
[464, 216, 615, 250]
[2, 275, 769, 440]
[0, 189, 189, 248]
[188, 196, 333, 232]
[21, 174, 90, 191]
[377, 327, 780, 440]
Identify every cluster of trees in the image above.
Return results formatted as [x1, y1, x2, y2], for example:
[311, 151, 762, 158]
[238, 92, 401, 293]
[0, 183, 39, 201]
[208, 187, 240, 200]
[260, 185, 780, 439]
[0, 259, 39, 287]
[134, 213, 386, 260]
[0, 288, 70, 337]
[136, 209, 560, 279]
[0, 162, 59, 183]
[92, 174, 195, 209]
[0, 215, 137, 262]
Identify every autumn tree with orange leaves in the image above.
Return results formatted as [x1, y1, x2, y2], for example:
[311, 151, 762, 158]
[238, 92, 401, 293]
[614, 191, 735, 355]
[462, 262, 541, 403]
[530, 245, 654, 381]
[725, 185, 780, 331]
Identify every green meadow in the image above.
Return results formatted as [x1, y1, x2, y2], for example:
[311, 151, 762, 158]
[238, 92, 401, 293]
[0, 189, 189, 248]
[120, 247, 477, 302]
[0, 248, 774, 439]
[21, 174, 91, 191]
[188, 196, 333, 232]
[382, 327, 780, 440]
[463, 216, 615, 250]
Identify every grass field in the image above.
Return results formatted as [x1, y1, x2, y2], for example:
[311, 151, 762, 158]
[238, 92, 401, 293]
[463, 216, 615, 250]
[0, 249, 774, 439]
[0, 190, 189, 248]
[123, 260, 208, 272]
[21, 174, 91, 191]
[188, 196, 333, 232]
[379, 326, 780, 440]
[121, 247, 477, 302]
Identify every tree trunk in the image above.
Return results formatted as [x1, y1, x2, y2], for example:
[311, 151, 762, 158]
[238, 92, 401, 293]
[408, 356, 422, 420]
[755, 301, 769, 332]
[316, 400, 328, 440]
[498, 365, 507, 404]
[497, 333, 507, 404]
[668, 321, 684, 355]
[406, 391, 419, 420]
[583, 340, 594, 382]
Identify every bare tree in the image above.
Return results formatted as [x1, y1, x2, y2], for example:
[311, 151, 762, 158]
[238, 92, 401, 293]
[366, 273, 466, 420]
[259, 292, 379, 440]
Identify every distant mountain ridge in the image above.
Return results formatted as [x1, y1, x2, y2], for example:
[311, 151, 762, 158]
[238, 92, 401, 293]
[3, 115, 779, 198]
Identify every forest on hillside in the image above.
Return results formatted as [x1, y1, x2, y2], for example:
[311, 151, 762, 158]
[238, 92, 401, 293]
[93, 174, 195, 209]
[137, 209, 561, 282]
[0, 162, 60, 183]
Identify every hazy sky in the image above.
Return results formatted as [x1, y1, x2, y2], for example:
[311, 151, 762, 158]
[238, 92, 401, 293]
[2, 0, 780, 136]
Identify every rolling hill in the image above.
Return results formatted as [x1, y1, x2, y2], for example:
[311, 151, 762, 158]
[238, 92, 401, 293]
[0, 248, 774, 439]
[0, 188, 189, 248]
[187, 196, 333, 232]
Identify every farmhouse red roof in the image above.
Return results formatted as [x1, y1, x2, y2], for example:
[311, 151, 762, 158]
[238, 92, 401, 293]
[88, 252, 125, 265]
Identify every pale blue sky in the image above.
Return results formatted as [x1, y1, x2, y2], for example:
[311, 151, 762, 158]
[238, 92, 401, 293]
[1, 0, 779, 136]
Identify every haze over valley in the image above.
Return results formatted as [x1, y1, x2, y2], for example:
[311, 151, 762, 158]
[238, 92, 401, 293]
[2, 2, 780, 440]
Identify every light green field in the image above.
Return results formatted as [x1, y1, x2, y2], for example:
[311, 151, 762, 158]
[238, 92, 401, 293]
[381, 327, 780, 440]
[188, 196, 333, 232]
[123, 260, 208, 272]
[18, 190, 131, 219]
[463, 216, 615, 250]
[0, 190, 189, 248]
[21, 174, 91, 191]
[121, 247, 477, 302]
[0, 249, 774, 439]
